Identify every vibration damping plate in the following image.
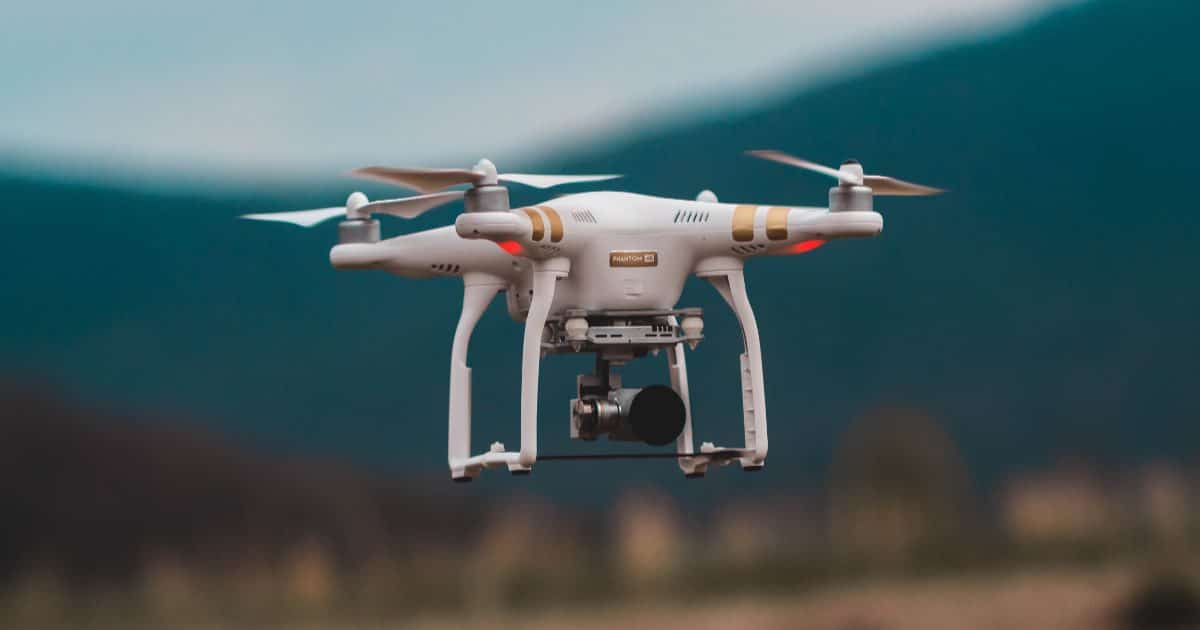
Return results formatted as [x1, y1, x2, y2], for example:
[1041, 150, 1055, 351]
[541, 307, 704, 354]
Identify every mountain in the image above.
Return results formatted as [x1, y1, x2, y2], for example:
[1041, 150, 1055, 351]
[2, 0, 1197, 502]
[0, 383, 484, 584]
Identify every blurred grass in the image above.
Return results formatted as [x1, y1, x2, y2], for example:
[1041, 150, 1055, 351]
[2, 531, 1198, 628]
[7, 562, 1192, 630]
[3, 388, 1200, 628]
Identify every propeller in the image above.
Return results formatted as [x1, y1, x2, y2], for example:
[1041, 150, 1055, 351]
[240, 158, 620, 236]
[351, 158, 621, 193]
[240, 190, 465, 227]
[746, 150, 944, 196]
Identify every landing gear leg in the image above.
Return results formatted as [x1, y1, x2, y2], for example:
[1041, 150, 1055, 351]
[703, 267, 768, 470]
[447, 259, 569, 479]
[667, 316, 705, 477]
[511, 258, 569, 473]
[447, 274, 504, 481]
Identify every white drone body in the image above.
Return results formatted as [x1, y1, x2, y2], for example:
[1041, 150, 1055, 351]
[244, 152, 942, 480]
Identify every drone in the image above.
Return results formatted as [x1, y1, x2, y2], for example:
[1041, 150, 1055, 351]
[243, 151, 942, 481]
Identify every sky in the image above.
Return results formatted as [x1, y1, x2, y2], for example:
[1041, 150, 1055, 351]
[1, 0, 1075, 179]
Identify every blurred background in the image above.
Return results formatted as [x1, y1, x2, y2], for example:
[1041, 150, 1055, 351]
[2, 1, 1199, 628]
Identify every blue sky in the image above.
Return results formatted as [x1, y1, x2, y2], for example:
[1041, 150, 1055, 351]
[2, 0, 1073, 178]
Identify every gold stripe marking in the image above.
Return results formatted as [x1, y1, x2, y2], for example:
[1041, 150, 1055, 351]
[766, 206, 789, 241]
[522, 208, 544, 241]
[539, 206, 564, 242]
[732, 205, 756, 242]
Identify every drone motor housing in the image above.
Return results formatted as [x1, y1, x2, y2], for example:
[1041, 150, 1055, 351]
[463, 184, 510, 213]
[828, 184, 873, 213]
[338, 218, 381, 244]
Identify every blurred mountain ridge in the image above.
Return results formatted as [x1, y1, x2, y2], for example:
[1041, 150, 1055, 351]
[1, 0, 1197, 500]
[0, 382, 484, 585]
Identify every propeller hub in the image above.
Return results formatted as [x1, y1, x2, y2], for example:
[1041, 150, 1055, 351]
[838, 161, 865, 186]
[473, 158, 499, 186]
[345, 191, 370, 219]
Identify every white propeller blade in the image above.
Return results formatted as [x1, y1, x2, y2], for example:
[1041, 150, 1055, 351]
[746, 149, 861, 185]
[351, 167, 483, 193]
[240, 207, 346, 228]
[497, 173, 622, 189]
[746, 149, 943, 196]
[360, 190, 466, 219]
[351, 164, 622, 193]
[862, 175, 944, 196]
[240, 190, 465, 228]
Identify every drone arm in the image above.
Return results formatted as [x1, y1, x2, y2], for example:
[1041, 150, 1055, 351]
[448, 274, 506, 479]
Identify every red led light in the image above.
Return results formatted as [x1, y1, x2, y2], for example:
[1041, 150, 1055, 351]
[497, 240, 523, 255]
[786, 239, 826, 255]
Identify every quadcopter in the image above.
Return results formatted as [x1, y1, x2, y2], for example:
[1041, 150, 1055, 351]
[243, 151, 942, 481]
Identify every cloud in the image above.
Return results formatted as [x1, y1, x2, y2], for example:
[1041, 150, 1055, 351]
[0, 0, 1077, 178]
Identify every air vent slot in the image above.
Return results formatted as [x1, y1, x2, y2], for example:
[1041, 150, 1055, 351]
[571, 209, 598, 223]
[673, 210, 711, 224]
[730, 244, 766, 256]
